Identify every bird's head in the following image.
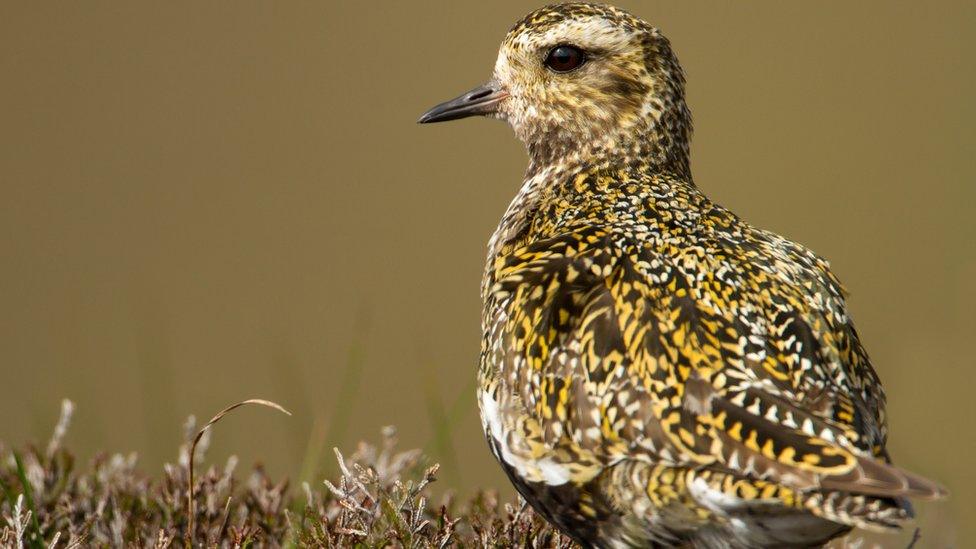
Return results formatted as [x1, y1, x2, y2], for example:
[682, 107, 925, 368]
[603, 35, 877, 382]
[420, 3, 691, 173]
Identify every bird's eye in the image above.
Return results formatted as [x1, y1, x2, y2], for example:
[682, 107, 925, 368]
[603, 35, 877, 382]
[544, 45, 586, 73]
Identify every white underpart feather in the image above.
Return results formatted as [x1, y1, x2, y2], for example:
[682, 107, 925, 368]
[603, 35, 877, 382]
[479, 389, 572, 485]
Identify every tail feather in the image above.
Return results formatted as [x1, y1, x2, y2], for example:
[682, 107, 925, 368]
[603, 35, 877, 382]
[800, 490, 913, 532]
[820, 454, 949, 500]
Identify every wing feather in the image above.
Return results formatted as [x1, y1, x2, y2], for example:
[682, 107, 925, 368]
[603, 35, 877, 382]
[490, 225, 946, 501]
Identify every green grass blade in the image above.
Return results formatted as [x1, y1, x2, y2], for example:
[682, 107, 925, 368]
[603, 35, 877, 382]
[13, 451, 43, 549]
[422, 368, 460, 485]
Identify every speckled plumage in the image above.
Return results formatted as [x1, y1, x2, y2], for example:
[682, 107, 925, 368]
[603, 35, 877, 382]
[421, 4, 946, 548]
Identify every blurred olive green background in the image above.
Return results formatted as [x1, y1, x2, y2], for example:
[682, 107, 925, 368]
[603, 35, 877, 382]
[2, 1, 973, 544]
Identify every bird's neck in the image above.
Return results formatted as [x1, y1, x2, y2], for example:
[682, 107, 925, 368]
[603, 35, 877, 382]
[526, 138, 689, 181]
[523, 116, 691, 183]
[486, 144, 694, 267]
[488, 90, 695, 266]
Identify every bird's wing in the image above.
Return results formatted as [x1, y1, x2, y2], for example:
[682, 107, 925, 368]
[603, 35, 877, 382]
[489, 223, 944, 499]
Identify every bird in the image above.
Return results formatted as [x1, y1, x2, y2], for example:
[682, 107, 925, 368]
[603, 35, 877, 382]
[419, 3, 947, 548]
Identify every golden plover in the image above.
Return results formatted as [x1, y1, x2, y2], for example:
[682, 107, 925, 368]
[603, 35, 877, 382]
[419, 3, 946, 547]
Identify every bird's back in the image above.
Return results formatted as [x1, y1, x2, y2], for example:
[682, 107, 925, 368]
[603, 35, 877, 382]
[478, 165, 939, 547]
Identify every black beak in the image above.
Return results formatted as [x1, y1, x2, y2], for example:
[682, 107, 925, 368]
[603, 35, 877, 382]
[417, 82, 509, 124]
